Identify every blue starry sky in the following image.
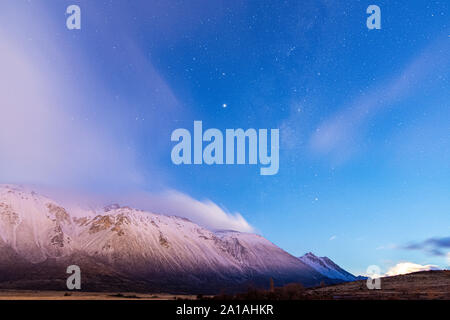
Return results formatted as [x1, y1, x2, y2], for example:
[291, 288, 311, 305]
[0, 0, 449, 275]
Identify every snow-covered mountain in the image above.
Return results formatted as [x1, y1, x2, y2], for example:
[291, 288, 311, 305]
[0, 185, 334, 293]
[299, 252, 359, 282]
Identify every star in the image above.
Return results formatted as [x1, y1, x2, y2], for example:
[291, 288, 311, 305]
[222, 103, 227, 108]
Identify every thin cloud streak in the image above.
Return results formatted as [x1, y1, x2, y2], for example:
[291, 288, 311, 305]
[309, 37, 450, 159]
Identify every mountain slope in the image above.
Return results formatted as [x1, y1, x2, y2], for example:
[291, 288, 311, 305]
[299, 252, 358, 282]
[0, 185, 75, 263]
[0, 185, 331, 293]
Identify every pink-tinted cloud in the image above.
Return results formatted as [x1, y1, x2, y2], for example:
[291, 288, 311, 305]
[0, 29, 142, 188]
[119, 190, 255, 233]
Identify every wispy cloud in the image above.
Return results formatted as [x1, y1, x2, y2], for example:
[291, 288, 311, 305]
[403, 236, 450, 257]
[0, 1, 149, 190]
[385, 262, 440, 276]
[375, 243, 397, 250]
[0, 33, 142, 189]
[0, 2, 185, 190]
[104, 190, 255, 233]
[309, 36, 450, 160]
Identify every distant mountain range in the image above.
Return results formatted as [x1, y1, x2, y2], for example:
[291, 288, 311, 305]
[0, 185, 360, 294]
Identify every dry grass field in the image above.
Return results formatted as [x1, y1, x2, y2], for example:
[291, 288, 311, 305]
[306, 270, 450, 300]
[213, 270, 450, 300]
[0, 290, 197, 300]
[0, 270, 448, 300]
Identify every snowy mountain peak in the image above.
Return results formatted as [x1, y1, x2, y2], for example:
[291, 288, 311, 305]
[304, 252, 318, 258]
[299, 252, 357, 282]
[0, 184, 76, 263]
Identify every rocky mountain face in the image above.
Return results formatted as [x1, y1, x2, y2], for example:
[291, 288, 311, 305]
[0, 185, 340, 293]
[299, 252, 360, 282]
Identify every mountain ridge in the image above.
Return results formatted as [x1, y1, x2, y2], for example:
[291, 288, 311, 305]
[299, 252, 365, 282]
[0, 184, 352, 293]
